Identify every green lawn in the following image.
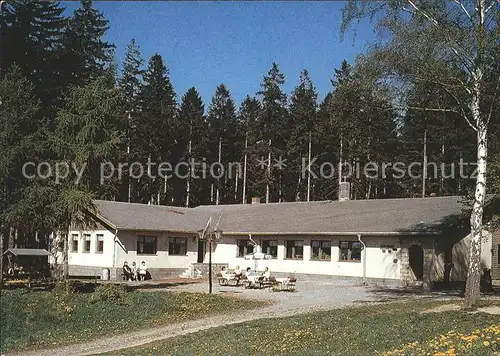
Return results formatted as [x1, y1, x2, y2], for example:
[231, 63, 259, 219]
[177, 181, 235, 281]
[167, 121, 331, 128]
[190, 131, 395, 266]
[105, 299, 500, 356]
[0, 284, 259, 352]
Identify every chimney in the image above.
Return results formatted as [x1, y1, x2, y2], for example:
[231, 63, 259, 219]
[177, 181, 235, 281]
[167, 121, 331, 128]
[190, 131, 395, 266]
[338, 182, 350, 201]
[251, 197, 261, 204]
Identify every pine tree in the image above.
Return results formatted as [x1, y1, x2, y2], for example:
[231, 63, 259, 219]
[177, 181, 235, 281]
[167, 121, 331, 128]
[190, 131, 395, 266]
[135, 54, 177, 205]
[178, 87, 207, 207]
[257, 63, 288, 203]
[207, 84, 239, 204]
[0, 66, 42, 268]
[118, 39, 144, 202]
[288, 69, 318, 202]
[61, 0, 114, 87]
[53, 69, 123, 199]
[313, 92, 339, 200]
[239, 96, 261, 204]
[1, 0, 67, 118]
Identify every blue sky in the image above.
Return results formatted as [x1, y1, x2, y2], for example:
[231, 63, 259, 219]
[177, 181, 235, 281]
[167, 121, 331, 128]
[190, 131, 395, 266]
[63, 1, 375, 106]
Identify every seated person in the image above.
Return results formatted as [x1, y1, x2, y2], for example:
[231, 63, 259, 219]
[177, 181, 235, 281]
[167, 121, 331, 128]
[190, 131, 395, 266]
[122, 261, 132, 281]
[261, 267, 270, 281]
[131, 262, 138, 281]
[221, 266, 230, 279]
[234, 265, 242, 277]
[245, 267, 257, 283]
[138, 261, 148, 281]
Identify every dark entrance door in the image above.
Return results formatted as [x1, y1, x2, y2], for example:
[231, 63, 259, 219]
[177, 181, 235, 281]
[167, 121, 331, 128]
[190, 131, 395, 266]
[409, 245, 424, 281]
[197, 240, 205, 263]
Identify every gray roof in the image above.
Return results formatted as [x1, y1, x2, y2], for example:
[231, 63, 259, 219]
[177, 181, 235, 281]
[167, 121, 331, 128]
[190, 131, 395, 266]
[3, 248, 50, 256]
[94, 200, 213, 232]
[93, 196, 472, 236]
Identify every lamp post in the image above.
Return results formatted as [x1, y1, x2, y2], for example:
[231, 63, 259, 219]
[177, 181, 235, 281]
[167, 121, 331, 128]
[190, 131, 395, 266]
[198, 214, 223, 294]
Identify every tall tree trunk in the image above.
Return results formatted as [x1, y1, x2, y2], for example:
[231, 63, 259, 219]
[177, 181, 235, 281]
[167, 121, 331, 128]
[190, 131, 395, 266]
[422, 129, 427, 198]
[307, 131, 312, 202]
[234, 171, 238, 202]
[127, 111, 132, 203]
[440, 141, 445, 194]
[63, 230, 69, 280]
[464, 0, 487, 308]
[296, 174, 302, 201]
[0, 228, 4, 290]
[464, 80, 487, 308]
[8, 226, 14, 249]
[338, 134, 343, 200]
[266, 139, 271, 203]
[242, 134, 248, 204]
[186, 139, 192, 207]
[216, 138, 221, 205]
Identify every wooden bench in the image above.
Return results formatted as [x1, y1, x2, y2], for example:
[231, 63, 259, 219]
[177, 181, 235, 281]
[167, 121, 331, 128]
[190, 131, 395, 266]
[216, 272, 228, 286]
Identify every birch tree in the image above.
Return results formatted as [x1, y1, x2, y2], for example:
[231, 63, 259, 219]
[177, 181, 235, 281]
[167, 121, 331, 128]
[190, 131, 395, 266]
[342, 0, 499, 306]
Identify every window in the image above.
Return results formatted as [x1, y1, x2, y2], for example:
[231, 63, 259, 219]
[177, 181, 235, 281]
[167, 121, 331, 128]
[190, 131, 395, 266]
[339, 241, 362, 262]
[311, 240, 331, 260]
[137, 236, 157, 255]
[169, 237, 187, 255]
[262, 240, 278, 258]
[237, 240, 254, 257]
[71, 234, 78, 252]
[96, 234, 104, 253]
[83, 234, 91, 253]
[285, 240, 303, 259]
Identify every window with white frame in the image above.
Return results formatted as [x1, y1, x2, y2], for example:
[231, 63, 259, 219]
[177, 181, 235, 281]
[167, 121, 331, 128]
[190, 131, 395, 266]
[261, 240, 278, 258]
[311, 240, 331, 260]
[339, 241, 362, 262]
[83, 234, 91, 253]
[137, 236, 157, 255]
[169, 237, 187, 255]
[285, 240, 303, 259]
[96, 234, 104, 253]
[237, 239, 254, 257]
[71, 234, 79, 252]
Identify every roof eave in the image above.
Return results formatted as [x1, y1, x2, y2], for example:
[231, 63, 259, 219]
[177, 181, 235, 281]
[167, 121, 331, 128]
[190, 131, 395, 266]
[220, 231, 441, 236]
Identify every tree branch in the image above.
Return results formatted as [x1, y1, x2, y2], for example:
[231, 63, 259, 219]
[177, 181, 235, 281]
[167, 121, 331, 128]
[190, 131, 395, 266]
[484, 0, 497, 13]
[450, 0, 473, 21]
[407, 0, 475, 75]
[398, 105, 478, 131]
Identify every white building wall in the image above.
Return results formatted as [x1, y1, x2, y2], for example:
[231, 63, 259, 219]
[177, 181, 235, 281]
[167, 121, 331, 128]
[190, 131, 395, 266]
[67, 229, 198, 270]
[68, 229, 115, 268]
[212, 235, 402, 280]
[114, 230, 198, 269]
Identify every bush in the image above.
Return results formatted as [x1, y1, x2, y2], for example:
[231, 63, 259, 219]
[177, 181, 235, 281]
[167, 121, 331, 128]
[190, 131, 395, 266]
[90, 284, 128, 304]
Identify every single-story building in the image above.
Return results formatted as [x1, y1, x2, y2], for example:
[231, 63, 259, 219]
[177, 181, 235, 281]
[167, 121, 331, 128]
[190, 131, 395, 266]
[62, 196, 497, 286]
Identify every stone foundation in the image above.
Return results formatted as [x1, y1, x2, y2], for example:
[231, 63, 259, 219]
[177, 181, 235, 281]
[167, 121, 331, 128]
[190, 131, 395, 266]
[400, 238, 435, 289]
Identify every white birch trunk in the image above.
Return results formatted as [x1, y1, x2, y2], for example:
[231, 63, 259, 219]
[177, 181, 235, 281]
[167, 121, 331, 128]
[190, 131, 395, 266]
[465, 70, 487, 307]
[464, 0, 487, 308]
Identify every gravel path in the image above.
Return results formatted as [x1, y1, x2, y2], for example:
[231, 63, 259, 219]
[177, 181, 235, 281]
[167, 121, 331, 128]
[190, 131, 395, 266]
[8, 279, 376, 356]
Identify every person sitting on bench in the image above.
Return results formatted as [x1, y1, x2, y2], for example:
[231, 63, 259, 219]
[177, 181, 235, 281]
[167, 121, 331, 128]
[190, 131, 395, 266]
[122, 261, 132, 281]
[139, 261, 148, 281]
[261, 267, 270, 281]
